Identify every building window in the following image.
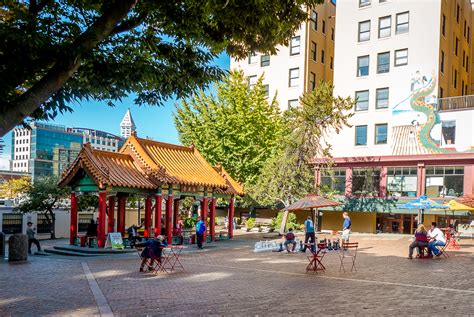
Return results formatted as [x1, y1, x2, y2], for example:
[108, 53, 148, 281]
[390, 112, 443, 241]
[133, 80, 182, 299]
[352, 168, 381, 196]
[442, 14, 446, 36]
[375, 123, 388, 144]
[394, 49, 408, 66]
[331, 28, 334, 40]
[248, 52, 258, 64]
[289, 68, 299, 87]
[378, 16, 391, 38]
[440, 50, 445, 73]
[439, 87, 444, 98]
[387, 167, 418, 197]
[456, 4, 460, 23]
[2, 214, 23, 234]
[455, 37, 459, 56]
[78, 214, 94, 232]
[358, 20, 371, 42]
[454, 69, 457, 88]
[464, 20, 467, 38]
[321, 50, 325, 64]
[462, 51, 466, 68]
[425, 166, 464, 197]
[260, 55, 270, 67]
[320, 168, 346, 194]
[441, 121, 456, 145]
[322, 20, 326, 34]
[290, 36, 301, 55]
[248, 75, 257, 87]
[355, 90, 369, 111]
[311, 42, 317, 61]
[466, 56, 469, 72]
[288, 99, 299, 109]
[36, 214, 51, 234]
[359, 0, 371, 8]
[376, 87, 389, 109]
[263, 85, 269, 97]
[396, 11, 409, 34]
[355, 125, 368, 146]
[357, 55, 369, 77]
[377, 52, 390, 73]
[330, 56, 333, 69]
[309, 72, 316, 90]
[468, 27, 470, 43]
[311, 10, 318, 31]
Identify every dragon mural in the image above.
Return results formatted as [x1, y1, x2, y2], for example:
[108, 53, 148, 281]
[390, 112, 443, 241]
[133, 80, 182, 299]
[392, 72, 474, 155]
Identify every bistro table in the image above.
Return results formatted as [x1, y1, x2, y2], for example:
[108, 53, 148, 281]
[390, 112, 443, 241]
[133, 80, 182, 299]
[304, 243, 327, 273]
[160, 245, 186, 272]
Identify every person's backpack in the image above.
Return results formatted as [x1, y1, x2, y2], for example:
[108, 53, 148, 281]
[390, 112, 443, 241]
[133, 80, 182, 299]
[200, 223, 206, 234]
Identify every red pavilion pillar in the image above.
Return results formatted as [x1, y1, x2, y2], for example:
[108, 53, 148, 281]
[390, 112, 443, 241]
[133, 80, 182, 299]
[210, 195, 216, 241]
[201, 195, 208, 241]
[98, 191, 107, 247]
[117, 195, 126, 236]
[228, 195, 235, 239]
[154, 193, 162, 237]
[173, 199, 180, 230]
[70, 192, 78, 245]
[165, 189, 173, 244]
[107, 196, 115, 233]
[144, 196, 152, 238]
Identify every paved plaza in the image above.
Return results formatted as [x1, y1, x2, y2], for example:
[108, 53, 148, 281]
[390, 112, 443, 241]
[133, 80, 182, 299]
[1, 233, 474, 316]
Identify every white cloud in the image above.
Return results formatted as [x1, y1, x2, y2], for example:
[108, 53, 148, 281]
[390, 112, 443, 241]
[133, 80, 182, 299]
[0, 158, 10, 170]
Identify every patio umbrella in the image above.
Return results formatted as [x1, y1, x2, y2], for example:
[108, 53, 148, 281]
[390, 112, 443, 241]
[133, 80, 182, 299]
[281, 194, 340, 234]
[398, 195, 448, 224]
[444, 200, 474, 212]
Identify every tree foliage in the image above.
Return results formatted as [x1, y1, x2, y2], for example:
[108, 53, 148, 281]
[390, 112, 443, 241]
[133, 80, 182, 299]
[174, 70, 285, 185]
[15, 176, 69, 239]
[0, 176, 31, 199]
[0, 0, 323, 136]
[248, 81, 355, 208]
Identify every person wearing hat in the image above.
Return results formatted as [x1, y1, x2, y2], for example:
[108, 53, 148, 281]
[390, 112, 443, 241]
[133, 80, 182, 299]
[26, 222, 41, 254]
[135, 235, 167, 272]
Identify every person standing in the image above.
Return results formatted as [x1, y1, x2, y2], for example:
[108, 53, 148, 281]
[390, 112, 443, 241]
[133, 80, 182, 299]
[26, 222, 41, 254]
[427, 222, 446, 257]
[195, 216, 206, 249]
[302, 216, 316, 253]
[342, 212, 351, 242]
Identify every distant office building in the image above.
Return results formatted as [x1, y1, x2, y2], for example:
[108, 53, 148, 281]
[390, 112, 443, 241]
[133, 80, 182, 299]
[230, 0, 337, 110]
[11, 122, 123, 179]
[120, 108, 136, 138]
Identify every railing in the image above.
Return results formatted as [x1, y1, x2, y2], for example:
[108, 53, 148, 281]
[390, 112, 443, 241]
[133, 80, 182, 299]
[438, 95, 474, 111]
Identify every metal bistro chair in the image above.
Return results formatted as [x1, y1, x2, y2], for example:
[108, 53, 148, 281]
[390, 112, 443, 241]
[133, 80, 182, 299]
[339, 242, 359, 273]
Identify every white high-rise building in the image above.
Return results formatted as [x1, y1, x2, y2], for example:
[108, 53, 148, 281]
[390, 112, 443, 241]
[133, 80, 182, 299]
[120, 109, 136, 138]
[230, 0, 336, 110]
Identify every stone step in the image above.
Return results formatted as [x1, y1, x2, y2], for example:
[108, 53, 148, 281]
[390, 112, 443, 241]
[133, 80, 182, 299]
[44, 248, 101, 257]
[32, 251, 52, 256]
[53, 245, 135, 254]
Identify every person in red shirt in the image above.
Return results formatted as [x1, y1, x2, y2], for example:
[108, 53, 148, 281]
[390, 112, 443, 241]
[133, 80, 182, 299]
[284, 228, 297, 253]
[408, 224, 429, 259]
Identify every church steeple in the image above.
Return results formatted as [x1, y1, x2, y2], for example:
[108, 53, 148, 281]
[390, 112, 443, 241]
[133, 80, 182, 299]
[120, 108, 136, 138]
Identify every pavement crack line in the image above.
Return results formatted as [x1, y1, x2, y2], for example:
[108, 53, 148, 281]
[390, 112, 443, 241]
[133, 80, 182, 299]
[81, 262, 114, 317]
[188, 261, 474, 295]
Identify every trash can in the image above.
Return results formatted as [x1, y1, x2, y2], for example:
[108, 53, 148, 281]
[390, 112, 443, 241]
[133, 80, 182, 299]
[8, 234, 28, 262]
[0, 232, 5, 259]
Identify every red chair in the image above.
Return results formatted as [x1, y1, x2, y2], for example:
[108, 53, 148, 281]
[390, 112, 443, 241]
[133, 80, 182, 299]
[306, 243, 327, 273]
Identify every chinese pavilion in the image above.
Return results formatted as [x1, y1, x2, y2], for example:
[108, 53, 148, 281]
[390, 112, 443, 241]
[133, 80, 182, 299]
[58, 133, 244, 247]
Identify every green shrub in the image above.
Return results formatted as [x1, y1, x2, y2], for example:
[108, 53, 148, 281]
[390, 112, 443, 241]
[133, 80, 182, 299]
[272, 211, 299, 230]
[246, 217, 256, 230]
[183, 217, 197, 229]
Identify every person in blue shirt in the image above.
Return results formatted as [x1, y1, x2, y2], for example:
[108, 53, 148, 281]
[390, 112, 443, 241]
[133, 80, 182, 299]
[135, 235, 167, 272]
[195, 216, 206, 249]
[342, 212, 351, 242]
[302, 216, 316, 253]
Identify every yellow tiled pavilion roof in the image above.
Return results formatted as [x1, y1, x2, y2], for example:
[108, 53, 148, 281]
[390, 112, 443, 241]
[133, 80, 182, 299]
[60, 134, 244, 196]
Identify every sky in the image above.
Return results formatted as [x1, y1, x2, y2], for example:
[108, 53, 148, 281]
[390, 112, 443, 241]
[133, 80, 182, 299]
[0, 53, 230, 169]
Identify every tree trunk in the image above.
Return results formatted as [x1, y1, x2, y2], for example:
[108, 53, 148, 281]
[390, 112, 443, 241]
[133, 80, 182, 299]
[0, 0, 138, 136]
[44, 210, 56, 240]
[279, 209, 289, 235]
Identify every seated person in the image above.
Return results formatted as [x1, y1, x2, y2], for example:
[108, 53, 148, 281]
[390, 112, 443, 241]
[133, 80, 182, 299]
[127, 223, 143, 248]
[135, 235, 168, 272]
[427, 222, 446, 257]
[284, 228, 297, 253]
[408, 224, 429, 259]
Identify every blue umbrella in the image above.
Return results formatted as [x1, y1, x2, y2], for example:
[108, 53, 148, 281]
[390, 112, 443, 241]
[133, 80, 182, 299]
[398, 195, 448, 224]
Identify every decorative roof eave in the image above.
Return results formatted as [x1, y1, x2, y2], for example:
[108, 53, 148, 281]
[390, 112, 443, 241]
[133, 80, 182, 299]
[213, 165, 245, 196]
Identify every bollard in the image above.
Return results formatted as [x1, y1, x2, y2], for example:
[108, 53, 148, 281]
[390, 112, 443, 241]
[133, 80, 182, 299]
[8, 234, 28, 262]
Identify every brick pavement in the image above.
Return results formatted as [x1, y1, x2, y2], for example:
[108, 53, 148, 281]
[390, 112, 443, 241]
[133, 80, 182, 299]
[1, 234, 474, 316]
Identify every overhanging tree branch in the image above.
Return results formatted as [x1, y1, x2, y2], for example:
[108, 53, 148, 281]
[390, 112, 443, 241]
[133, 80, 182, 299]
[0, 0, 138, 136]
